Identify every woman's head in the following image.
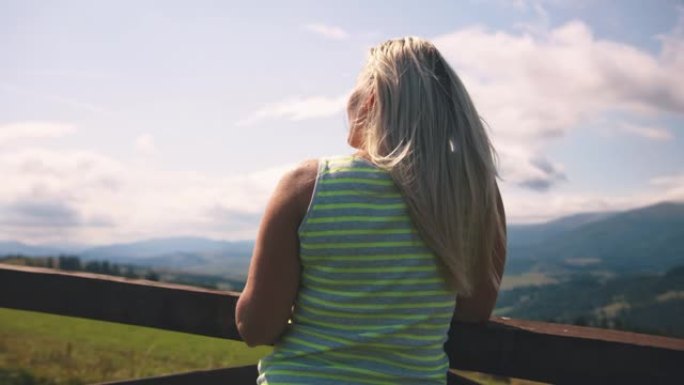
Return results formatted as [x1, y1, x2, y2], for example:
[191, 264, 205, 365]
[348, 37, 505, 295]
[348, 37, 488, 163]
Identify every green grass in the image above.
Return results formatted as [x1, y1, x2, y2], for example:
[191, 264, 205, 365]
[0, 307, 547, 385]
[0, 308, 271, 384]
[500, 272, 558, 290]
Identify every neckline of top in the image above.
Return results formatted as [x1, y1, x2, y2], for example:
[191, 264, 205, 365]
[350, 152, 376, 167]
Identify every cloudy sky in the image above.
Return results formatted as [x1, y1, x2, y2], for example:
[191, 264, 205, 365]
[1, 0, 682, 245]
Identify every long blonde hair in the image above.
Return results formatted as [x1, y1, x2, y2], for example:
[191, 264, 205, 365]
[349, 37, 505, 296]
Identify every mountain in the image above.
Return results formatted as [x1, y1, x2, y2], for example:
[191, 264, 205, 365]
[2, 201, 682, 280]
[0, 236, 254, 278]
[79, 236, 254, 277]
[0, 241, 65, 257]
[3, 203, 682, 339]
[507, 211, 616, 247]
[505, 201, 684, 276]
[495, 264, 684, 338]
[80, 236, 250, 259]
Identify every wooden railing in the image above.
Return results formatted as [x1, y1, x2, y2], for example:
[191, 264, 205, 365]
[1, 263, 682, 384]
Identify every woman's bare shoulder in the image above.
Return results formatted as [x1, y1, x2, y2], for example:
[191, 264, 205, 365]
[290, 159, 319, 181]
[279, 159, 319, 216]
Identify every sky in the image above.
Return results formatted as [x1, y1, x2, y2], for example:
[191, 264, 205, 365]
[1, 0, 683, 245]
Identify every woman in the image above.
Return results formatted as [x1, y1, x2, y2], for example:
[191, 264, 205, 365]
[236, 37, 506, 384]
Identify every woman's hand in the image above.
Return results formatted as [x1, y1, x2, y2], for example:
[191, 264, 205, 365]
[235, 160, 317, 347]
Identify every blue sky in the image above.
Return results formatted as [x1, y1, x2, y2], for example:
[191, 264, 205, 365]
[1, 0, 682, 244]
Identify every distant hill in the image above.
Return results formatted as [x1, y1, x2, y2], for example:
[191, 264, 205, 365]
[496, 264, 684, 338]
[3, 201, 683, 338]
[506, 201, 684, 276]
[79, 236, 247, 259]
[507, 211, 616, 247]
[0, 241, 63, 257]
[79, 237, 255, 278]
[0, 236, 254, 279]
[2, 201, 682, 279]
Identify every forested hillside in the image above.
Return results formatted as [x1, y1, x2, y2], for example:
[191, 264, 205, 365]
[497, 265, 684, 337]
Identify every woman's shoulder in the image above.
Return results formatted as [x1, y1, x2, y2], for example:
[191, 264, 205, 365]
[281, 153, 375, 193]
[286, 158, 319, 182]
[282, 159, 320, 191]
[319, 152, 379, 170]
[286, 153, 361, 178]
[280, 159, 318, 208]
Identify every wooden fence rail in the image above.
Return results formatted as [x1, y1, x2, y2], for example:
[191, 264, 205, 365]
[1, 263, 683, 384]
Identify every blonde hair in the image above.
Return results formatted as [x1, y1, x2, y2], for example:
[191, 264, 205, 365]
[349, 37, 505, 296]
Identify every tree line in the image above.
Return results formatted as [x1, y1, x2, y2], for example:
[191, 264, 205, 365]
[0, 254, 160, 281]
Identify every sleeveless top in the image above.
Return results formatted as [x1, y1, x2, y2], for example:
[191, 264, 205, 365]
[257, 155, 457, 385]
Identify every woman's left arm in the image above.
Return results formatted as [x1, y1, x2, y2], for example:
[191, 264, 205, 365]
[235, 160, 317, 347]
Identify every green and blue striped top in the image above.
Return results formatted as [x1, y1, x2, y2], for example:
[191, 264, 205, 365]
[257, 155, 456, 385]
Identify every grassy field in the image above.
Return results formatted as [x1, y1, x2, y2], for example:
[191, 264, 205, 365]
[0, 307, 270, 384]
[0, 308, 545, 385]
[500, 272, 558, 290]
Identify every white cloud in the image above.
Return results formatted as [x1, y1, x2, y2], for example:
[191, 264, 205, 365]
[1, 142, 680, 244]
[435, 21, 683, 137]
[0, 145, 290, 244]
[649, 173, 684, 202]
[502, 175, 684, 224]
[433, 15, 683, 190]
[616, 123, 674, 141]
[0, 147, 123, 243]
[4, 14, 684, 243]
[0, 121, 76, 145]
[496, 148, 566, 191]
[236, 93, 349, 126]
[303, 23, 349, 40]
[134, 133, 158, 155]
[511, 0, 551, 36]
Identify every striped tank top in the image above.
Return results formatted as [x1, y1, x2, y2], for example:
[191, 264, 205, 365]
[257, 155, 457, 385]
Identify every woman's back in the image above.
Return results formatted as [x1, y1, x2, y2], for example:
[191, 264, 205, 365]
[257, 155, 457, 385]
[237, 36, 506, 385]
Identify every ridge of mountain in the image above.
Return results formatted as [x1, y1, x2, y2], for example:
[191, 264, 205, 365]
[2, 200, 682, 277]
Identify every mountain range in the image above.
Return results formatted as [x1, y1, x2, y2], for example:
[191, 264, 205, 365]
[0, 236, 254, 279]
[506, 201, 684, 277]
[1, 201, 683, 281]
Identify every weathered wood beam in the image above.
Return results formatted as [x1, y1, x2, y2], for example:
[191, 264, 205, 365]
[95, 366, 481, 385]
[447, 316, 684, 384]
[2, 263, 683, 384]
[96, 365, 259, 385]
[0, 263, 240, 339]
